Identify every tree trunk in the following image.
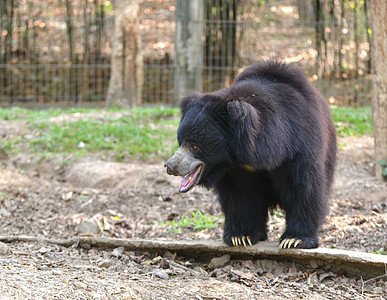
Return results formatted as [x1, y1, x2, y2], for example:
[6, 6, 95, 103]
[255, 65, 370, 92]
[174, 0, 204, 105]
[363, 0, 371, 73]
[313, 0, 323, 76]
[106, 0, 143, 108]
[370, 0, 387, 181]
[297, 0, 314, 26]
[2, 0, 14, 65]
[65, 0, 76, 101]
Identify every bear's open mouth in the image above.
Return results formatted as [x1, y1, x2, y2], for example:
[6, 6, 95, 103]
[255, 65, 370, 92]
[179, 165, 203, 193]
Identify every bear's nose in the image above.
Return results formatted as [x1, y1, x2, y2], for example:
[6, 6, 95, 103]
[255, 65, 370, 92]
[164, 161, 178, 176]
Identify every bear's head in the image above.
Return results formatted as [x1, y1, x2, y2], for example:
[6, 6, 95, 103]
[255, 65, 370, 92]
[164, 92, 260, 192]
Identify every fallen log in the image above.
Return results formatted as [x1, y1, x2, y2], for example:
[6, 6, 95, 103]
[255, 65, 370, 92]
[1, 236, 386, 279]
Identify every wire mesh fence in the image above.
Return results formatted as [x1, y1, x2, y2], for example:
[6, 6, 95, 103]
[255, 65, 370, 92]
[0, 0, 113, 103]
[0, 0, 372, 107]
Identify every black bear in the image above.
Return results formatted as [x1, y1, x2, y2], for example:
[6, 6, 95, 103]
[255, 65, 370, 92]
[164, 61, 337, 249]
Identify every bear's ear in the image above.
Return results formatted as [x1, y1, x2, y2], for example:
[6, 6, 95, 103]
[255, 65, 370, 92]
[180, 92, 202, 116]
[227, 100, 260, 149]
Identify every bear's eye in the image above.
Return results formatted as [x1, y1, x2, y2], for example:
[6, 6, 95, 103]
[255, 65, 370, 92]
[191, 143, 199, 152]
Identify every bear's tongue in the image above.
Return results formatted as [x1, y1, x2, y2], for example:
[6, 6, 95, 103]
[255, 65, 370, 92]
[179, 165, 202, 193]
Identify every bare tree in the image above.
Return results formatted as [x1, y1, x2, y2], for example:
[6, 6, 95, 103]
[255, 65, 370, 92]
[1, 0, 14, 65]
[106, 0, 143, 108]
[370, 0, 387, 181]
[174, 0, 204, 105]
[65, 0, 77, 101]
[297, 0, 314, 26]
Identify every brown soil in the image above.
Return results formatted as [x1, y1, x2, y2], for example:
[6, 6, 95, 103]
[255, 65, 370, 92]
[0, 120, 386, 298]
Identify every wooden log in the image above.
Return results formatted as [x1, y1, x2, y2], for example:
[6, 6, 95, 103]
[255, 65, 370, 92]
[1, 236, 386, 280]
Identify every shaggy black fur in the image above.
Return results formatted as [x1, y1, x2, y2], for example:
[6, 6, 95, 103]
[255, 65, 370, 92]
[177, 61, 337, 248]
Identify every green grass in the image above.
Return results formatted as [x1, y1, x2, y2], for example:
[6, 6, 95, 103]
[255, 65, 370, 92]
[29, 117, 173, 160]
[0, 192, 10, 198]
[330, 106, 373, 136]
[0, 106, 373, 161]
[0, 106, 179, 122]
[157, 210, 224, 233]
[0, 106, 180, 161]
[0, 107, 97, 122]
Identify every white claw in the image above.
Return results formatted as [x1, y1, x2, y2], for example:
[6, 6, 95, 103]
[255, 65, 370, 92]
[231, 236, 235, 246]
[288, 238, 296, 248]
[238, 237, 241, 246]
[242, 236, 247, 247]
[247, 236, 253, 246]
[280, 238, 302, 249]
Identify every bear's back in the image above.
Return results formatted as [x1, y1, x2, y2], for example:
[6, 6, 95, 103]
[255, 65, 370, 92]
[234, 61, 313, 100]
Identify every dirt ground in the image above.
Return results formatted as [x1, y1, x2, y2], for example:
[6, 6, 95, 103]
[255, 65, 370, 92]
[0, 118, 386, 299]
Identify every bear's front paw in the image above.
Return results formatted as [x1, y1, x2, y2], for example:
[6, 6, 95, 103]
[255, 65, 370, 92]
[230, 235, 253, 247]
[224, 230, 267, 247]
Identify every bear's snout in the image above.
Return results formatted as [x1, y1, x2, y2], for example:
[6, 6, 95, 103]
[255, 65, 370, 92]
[164, 146, 203, 178]
[164, 160, 178, 176]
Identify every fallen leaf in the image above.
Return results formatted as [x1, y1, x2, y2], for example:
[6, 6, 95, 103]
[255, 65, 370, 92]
[92, 214, 111, 231]
[153, 256, 163, 263]
[112, 247, 125, 257]
[62, 191, 73, 201]
[98, 260, 112, 268]
[319, 272, 335, 282]
[151, 270, 169, 280]
[210, 254, 230, 267]
[143, 260, 154, 266]
[159, 259, 170, 269]
[308, 272, 318, 285]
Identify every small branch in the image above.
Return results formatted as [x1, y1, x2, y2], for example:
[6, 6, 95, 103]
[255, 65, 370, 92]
[165, 259, 201, 275]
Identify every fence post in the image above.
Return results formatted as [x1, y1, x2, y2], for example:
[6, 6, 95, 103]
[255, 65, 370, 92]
[174, 0, 204, 106]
